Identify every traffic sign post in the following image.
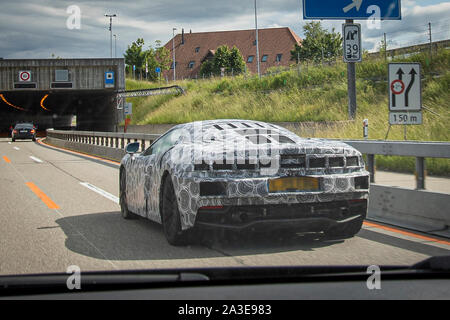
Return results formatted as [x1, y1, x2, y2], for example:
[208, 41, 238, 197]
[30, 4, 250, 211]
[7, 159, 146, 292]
[302, 0, 402, 119]
[388, 63, 422, 125]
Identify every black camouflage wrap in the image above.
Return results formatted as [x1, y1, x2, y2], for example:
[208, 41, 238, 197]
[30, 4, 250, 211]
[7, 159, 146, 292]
[120, 120, 369, 230]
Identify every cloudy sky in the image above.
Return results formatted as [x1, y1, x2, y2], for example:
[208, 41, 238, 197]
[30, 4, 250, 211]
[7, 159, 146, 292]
[0, 0, 449, 59]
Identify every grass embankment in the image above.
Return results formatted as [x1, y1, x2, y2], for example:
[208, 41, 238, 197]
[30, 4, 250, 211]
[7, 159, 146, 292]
[125, 50, 450, 176]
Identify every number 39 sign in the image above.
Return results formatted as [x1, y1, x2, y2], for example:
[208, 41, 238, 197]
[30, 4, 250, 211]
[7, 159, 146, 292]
[342, 23, 362, 63]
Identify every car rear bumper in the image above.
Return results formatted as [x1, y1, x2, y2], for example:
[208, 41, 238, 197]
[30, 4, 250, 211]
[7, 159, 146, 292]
[194, 199, 367, 232]
[13, 134, 35, 139]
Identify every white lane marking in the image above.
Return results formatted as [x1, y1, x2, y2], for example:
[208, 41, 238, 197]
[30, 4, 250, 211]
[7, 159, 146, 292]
[13, 147, 20, 150]
[80, 182, 119, 204]
[29, 156, 43, 163]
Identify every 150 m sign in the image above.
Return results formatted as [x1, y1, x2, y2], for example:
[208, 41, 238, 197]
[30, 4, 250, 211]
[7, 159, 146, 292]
[389, 112, 422, 125]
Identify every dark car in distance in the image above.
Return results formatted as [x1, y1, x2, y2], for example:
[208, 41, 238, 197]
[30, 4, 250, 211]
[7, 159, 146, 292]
[11, 123, 36, 142]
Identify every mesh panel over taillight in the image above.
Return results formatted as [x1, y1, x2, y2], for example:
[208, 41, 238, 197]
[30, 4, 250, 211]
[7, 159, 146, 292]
[279, 154, 306, 168]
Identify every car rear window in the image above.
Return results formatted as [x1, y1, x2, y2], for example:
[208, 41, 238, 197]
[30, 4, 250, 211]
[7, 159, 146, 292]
[15, 124, 33, 129]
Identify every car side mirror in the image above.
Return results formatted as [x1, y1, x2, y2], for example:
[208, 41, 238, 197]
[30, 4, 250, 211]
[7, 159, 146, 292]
[125, 142, 140, 154]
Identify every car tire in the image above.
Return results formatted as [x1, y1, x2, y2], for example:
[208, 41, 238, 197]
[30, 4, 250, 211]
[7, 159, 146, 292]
[119, 168, 136, 220]
[323, 217, 364, 240]
[12, 138, 15, 142]
[32, 137, 36, 142]
[161, 175, 190, 246]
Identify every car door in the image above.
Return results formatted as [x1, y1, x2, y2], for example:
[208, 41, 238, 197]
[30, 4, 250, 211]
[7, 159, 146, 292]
[128, 129, 181, 220]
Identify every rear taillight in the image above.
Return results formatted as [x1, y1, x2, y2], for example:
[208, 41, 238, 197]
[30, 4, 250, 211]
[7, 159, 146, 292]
[13, 130, 17, 134]
[30, 129, 35, 133]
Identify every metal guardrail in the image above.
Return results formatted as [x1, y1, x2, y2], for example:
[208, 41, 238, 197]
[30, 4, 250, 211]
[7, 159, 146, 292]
[47, 130, 449, 190]
[334, 139, 450, 190]
[46, 129, 160, 152]
[115, 85, 184, 98]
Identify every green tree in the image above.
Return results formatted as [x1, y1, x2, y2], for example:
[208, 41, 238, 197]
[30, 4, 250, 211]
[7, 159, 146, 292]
[200, 45, 245, 77]
[124, 38, 146, 76]
[291, 22, 342, 64]
[124, 39, 172, 81]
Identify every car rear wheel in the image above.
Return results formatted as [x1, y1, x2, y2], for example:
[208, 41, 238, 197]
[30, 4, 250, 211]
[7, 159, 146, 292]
[323, 217, 364, 240]
[11, 138, 15, 142]
[161, 175, 190, 246]
[120, 169, 136, 219]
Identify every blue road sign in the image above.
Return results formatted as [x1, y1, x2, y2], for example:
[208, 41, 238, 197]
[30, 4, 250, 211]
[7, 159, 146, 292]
[303, 0, 401, 20]
[105, 71, 114, 87]
[155, 67, 161, 73]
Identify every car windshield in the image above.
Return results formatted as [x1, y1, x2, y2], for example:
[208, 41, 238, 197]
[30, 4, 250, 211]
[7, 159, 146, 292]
[0, 0, 449, 295]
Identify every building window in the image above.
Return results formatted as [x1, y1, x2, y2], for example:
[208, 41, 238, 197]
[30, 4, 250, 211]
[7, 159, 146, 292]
[261, 55, 268, 62]
[55, 70, 69, 82]
[188, 61, 195, 69]
[247, 55, 254, 63]
[195, 47, 200, 53]
[276, 54, 282, 62]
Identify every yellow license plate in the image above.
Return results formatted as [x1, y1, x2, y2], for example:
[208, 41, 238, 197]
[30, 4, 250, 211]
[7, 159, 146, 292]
[268, 177, 319, 193]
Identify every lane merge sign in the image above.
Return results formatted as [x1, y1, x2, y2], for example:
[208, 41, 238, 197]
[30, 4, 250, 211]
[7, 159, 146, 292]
[19, 71, 31, 82]
[343, 23, 362, 62]
[303, 0, 401, 20]
[388, 63, 422, 125]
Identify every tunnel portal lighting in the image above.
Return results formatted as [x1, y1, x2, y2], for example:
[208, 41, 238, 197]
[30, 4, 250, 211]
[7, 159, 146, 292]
[40, 94, 50, 111]
[0, 94, 26, 111]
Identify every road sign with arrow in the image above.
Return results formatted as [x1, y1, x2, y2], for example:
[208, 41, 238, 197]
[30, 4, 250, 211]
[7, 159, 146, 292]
[302, 0, 401, 20]
[343, 23, 361, 62]
[388, 63, 422, 125]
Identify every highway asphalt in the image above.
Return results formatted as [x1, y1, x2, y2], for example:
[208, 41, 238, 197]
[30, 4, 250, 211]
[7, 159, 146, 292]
[0, 138, 448, 276]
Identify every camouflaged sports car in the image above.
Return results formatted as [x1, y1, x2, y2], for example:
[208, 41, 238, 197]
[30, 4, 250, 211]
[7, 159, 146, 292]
[119, 119, 370, 245]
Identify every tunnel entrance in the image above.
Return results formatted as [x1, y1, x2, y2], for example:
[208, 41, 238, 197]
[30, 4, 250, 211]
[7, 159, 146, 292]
[0, 90, 116, 134]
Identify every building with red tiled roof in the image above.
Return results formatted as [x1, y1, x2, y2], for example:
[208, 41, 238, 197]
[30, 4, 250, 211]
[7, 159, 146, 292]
[163, 27, 301, 80]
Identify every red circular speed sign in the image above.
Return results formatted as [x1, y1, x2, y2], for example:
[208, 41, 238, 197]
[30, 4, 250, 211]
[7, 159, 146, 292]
[390, 79, 405, 95]
[19, 71, 31, 82]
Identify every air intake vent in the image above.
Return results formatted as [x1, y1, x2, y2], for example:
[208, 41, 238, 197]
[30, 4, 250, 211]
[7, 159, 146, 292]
[236, 160, 257, 170]
[212, 162, 233, 170]
[280, 154, 305, 168]
[194, 161, 210, 171]
[346, 156, 359, 167]
[200, 182, 226, 196]
[329, 157, 344, 167]
[309, 157, 325, 168]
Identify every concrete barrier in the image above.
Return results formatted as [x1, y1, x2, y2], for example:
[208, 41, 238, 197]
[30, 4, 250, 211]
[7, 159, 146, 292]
[368, 184, 450, 238]
[45, 136, 125, 162]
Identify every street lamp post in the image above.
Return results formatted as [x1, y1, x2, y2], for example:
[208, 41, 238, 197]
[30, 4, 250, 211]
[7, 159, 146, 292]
[113, 34, 117, 58]
[105, 14, 117, 58]
[172, 28, 177, 81]
[254, 0, 260, 78]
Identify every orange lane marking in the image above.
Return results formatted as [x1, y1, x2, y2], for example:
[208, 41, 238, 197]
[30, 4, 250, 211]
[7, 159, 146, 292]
[37, 138, 120, 165]
[3, 156, 11, 163]
[25, 182, 60, 209]
[363, 221, 450, 246]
